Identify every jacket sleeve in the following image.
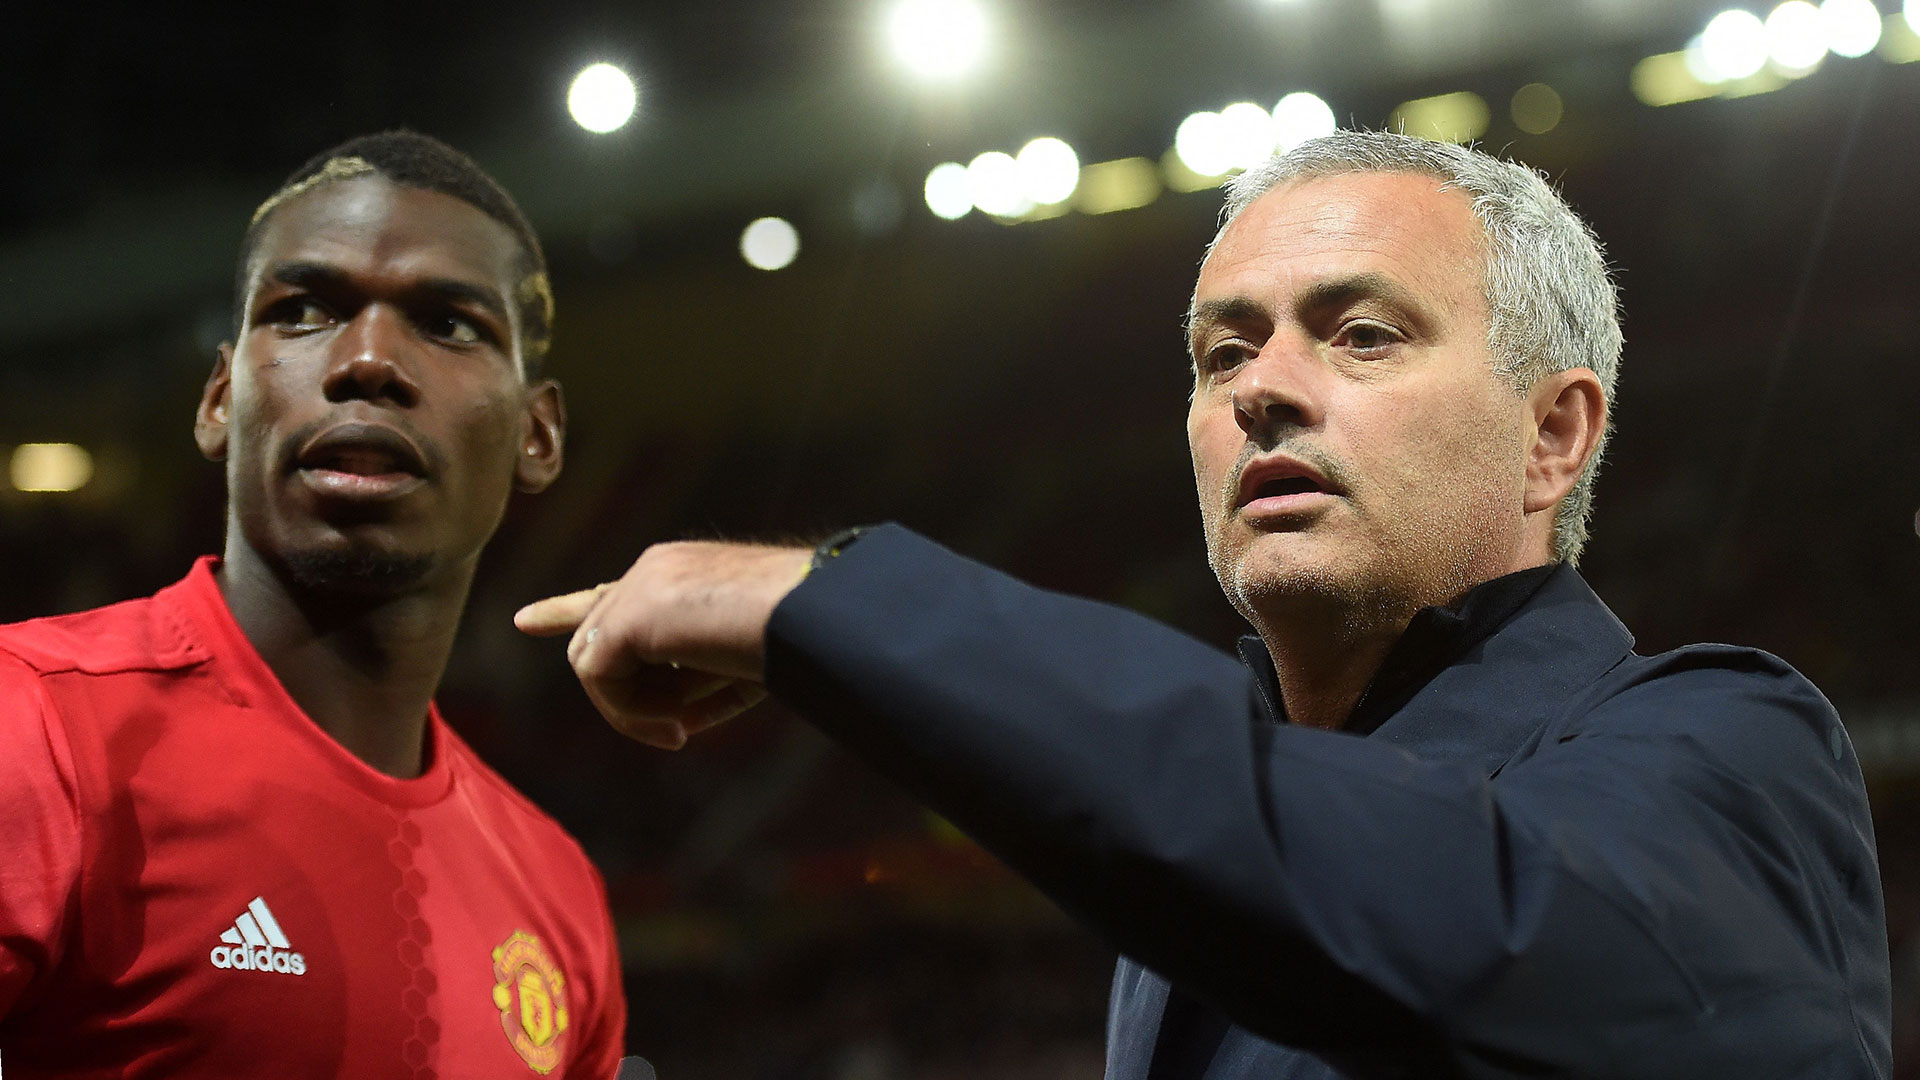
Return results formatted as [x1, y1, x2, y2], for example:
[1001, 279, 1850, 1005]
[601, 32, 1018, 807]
[763, 525, 1886, 1079]
[0, 651, 84, 1022]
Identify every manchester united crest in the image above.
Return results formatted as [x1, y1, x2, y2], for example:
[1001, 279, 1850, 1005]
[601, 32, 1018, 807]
[491, 931, 570, 1074]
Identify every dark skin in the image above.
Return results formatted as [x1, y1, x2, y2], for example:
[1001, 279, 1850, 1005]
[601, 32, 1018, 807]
[194, 175, 565, 778]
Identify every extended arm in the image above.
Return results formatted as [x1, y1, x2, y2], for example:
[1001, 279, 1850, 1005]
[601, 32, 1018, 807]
[520, 525, 1887, 1077]
[763, 527, 1885, 1076]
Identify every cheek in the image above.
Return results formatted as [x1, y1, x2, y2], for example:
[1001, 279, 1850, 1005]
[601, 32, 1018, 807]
[1186, 399, 1236, 470]
[225, 374, 282, 465]
[454, 390, 529, 476]
[1186, 411, 1233, 514]
[1368, 391, 1523, 521]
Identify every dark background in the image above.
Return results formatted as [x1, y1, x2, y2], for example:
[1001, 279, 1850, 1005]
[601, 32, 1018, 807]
[3, 2, 1917, 1076]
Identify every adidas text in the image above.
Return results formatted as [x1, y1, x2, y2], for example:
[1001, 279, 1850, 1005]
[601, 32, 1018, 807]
[209, 944, 307, 975]
[210, 897, 305, 975]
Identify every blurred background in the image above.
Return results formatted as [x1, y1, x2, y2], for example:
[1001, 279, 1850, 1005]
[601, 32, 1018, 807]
[3, 0, 1918, 1075]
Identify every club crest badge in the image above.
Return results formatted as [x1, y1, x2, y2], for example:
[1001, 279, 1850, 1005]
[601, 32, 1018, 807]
[491, 930, 570, 1074]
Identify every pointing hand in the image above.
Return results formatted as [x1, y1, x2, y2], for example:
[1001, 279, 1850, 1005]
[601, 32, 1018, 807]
[514, 542, 811, 749]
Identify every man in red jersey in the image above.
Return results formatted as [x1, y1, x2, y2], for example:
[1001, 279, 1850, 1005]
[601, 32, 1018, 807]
[0, 132, 626, 1078]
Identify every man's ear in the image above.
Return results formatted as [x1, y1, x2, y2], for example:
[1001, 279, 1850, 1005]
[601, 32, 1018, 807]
[515, 379, 566, 493]
[194, 344, 235, 462]
[1523, 367, 1606, 516]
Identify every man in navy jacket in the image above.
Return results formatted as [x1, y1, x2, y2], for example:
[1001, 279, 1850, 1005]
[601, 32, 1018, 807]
[519, 132, 1891, 1077]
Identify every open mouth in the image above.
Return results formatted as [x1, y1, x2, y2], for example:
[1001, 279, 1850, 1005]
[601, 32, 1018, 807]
[1235, 454, 1339, 516]
[301, 445, 420, 478]
[1254, 475, 1323, 499]
[294, 424, 428, 500]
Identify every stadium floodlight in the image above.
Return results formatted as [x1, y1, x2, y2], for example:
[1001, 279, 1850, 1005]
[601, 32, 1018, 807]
[1015, 137, 1080, 205]
[1175, 112, 1235, 179]
[966, 151, 1030, 217]
[1217, 102, 1277, 171]
[1683, 35, 1727, 83]
[1765, 1, 1829, 72]
[1818, 0, 1883, 56]
[924, 162, 973, 219]
[567, 63, 638, 133]
[1700, 9, 1770, 80]
[740, 218, 800, 271]
[1510, 83, 1565, 134]
[1272, 92, 1337, 151]
[885, 0, 989, 81]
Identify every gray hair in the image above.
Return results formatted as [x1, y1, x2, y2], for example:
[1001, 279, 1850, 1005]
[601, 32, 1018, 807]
[1199, 130, 1623, 565]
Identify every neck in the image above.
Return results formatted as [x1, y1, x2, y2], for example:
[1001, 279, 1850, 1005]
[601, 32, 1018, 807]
[217, 541, 472, 779]
[1251, 593, 1420, 730]
[1249, 542, 1556, 729]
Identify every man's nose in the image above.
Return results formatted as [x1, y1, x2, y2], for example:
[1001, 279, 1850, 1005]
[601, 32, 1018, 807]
[1230, 340, 1321, 439]
[322, 305, 421, 407]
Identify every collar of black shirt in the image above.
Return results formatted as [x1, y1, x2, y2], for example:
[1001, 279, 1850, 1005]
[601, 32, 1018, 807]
[1234, 563, 1561, 734]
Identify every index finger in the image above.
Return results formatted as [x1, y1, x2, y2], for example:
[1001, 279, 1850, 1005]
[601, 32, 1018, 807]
[513, 585, 609, 637]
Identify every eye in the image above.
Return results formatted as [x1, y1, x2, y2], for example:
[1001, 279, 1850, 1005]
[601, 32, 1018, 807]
[422, 312, 485, 345]
[1198, 339, 1256, 376]
[1337, 320, 1402, 358]
[267, 297, 334, 333]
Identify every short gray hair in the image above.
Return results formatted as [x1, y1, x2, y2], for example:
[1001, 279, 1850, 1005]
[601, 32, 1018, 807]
[1200, 130, 1623, 565]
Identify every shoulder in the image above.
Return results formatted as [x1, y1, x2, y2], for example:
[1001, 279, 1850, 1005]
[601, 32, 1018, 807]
[0, 647, 62, 745]
[1574, 643, 1836, 739]
[436, 720, 604, 884]
[0, 586, 206, 679]
[1544, 643, 1860, 808]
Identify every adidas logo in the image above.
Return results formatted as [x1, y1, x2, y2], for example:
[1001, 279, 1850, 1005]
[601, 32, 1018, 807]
[208, 896, 307, 976]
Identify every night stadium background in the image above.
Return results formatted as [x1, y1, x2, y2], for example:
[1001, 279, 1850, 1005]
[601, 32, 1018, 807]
[4, 1, 1918, 1075]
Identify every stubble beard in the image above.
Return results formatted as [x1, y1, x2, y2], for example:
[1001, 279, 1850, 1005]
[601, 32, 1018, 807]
[279, 546, 435, 597]
[1213, 532, 1413, 646]
[1206, 484, 1497, 647]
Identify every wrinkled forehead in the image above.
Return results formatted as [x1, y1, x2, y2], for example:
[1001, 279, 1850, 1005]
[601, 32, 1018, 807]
[1198, 172, 1489, 301]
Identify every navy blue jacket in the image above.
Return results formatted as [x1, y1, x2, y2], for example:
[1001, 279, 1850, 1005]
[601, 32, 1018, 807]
[765, 525, 1891, 1078]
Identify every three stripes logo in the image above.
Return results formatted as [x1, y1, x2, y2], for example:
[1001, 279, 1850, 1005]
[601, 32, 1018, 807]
[208, 896, 307, 975]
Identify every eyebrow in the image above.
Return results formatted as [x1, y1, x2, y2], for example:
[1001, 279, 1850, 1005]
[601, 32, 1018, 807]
[1186, 297, 1268, 356]
[260, 260, 512, 325]
[1294, 272, 1435, 334]
[1187, 271, 1440, 356]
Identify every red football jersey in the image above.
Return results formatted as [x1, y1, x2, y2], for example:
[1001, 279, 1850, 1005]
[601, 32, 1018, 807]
[0, 559, 626, 1079]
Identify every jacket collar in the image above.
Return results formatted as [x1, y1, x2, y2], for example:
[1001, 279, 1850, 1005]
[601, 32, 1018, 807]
[1236, 563, 1635, 775]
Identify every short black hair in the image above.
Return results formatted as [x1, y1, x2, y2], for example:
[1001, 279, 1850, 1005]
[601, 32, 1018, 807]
[231, 130, 554, 375]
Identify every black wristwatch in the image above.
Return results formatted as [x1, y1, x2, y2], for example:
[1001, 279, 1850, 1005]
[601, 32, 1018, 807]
[809, 525, 870, 574]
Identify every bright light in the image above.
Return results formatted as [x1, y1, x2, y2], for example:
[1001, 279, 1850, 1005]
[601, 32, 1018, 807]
[965, 151, 1030, 217]
[1766, 1, 1829, 71]
[567, 63, 637, 134]
[1701, 9, 1770, 80]
[1217, 102, 1278, 170]
[10, 443, 93, 493]
[924, 162, 973, 219]
[1819, 0, 1883, 56]
[1174, 112, 1234, 179]
[1078, 158, 1163, 214]
[1014, 137, 1079, 205]
[1634, 51, 1721, 105]
[1683, 35, 1727, 83]
[1391, 91, 1490, 144]
[739, 217, 800, 271]
[886, 0, 988, 81]
[1889, 5, 1920, 58]
[1511, 83, 1565, 134]
[1271, 92, 1337, 151]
